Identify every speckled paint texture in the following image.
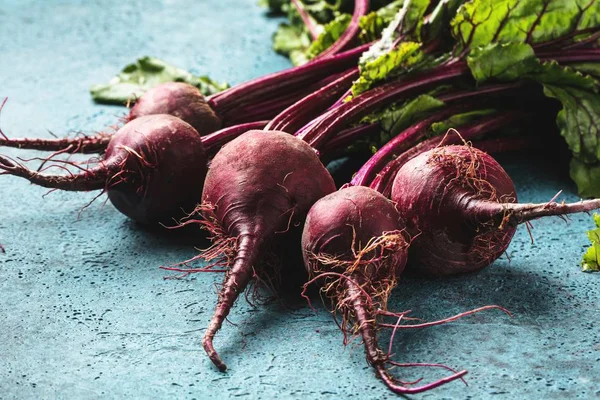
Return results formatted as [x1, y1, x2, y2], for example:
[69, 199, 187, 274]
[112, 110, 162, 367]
[0, 1, 599, 399]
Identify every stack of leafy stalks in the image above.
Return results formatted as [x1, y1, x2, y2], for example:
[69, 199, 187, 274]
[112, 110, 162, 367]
[1, 0, 600, 395]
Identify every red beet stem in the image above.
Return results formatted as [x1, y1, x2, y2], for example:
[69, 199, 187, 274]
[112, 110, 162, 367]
[345, 279, 467, 394]
[208, 43, 371, 114]
[297, 62, 471, 149]
[202, 121, 268, 151]
[267, 68, 359, 133]
[534, 48, 600, 63]
[221, 72, 344, 126]
[320, 122, 381, 157]
[0, 132, 112, 154]
[228, 70, 350, 127]
[319, 81, 525, 160]
[0, 155, 116, 191]
[352, 81, 525, 188]
[295, 48, 595, 150]
[351, 109, 461, 187]
[202, 234, 262, 372]
[369, 111, 521, 196]
[291, 0, 320, 40]
[534, 27, 600, 50]
[313, 0, 370, 60]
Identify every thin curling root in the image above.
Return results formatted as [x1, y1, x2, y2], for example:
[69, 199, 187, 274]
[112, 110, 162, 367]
[0, 131, 113, 154]
[301, 186, 471, 394]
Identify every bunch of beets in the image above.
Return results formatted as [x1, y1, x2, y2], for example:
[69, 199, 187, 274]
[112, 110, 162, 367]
[2, 0, 600, 394]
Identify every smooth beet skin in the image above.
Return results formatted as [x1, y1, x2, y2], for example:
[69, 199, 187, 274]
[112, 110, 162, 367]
[105, 114, 208, 224]
[200, 130, 336, 372]
[392, 145, 600, 276]
[0, 114, 208, 225]
[128, 82, 222, 136]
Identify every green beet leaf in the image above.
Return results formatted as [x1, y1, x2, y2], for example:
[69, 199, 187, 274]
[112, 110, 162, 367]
[467, 42, 539, 83]
[581, 213, 600, 272]
[570, 158, 600, 198]
[273, 23, 313, 66]
[430, 108, 496, 135]
[451, 0, 600, 52]
[359, 0, 405, 42]
[306, 14, 352, 59]
[352, 41, 425, 95]
[90, 57, 228, 105]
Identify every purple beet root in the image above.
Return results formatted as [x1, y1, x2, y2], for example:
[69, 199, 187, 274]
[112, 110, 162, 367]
[0, 114, 208, 224]
[198, 130, 336, 371]
[391, 145, 600, 276]
[127, 82, 222, 136]
[301, 186, 467, 394]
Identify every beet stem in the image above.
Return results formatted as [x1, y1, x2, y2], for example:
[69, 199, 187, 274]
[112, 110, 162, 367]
[299, 62, 470, 149]
[296, 48, 595, 150]
[202, 121, 268, 151]
[535, 48, 600, 63]
[291, 0, 320, 40]
[202, 234, 260, 372]
[267, 68, 359, 133]
[208, 43, 371, 113]
[313, 0, 370, 60]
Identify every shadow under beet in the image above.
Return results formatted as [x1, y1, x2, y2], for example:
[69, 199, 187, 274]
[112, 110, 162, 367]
[391, 262, 557, 320]
[122, 217, 212, 247]
[374, 261, 561, 365]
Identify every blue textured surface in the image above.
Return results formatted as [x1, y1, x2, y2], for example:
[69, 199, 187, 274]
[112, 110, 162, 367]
[1, 1, 599, 399]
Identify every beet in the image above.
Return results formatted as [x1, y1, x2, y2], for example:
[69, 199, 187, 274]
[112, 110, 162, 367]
[127, 82, 222, 136]
[0, 114, 207, 224]
[0, 83, 218, 155]
[391, 145, 600, 275]
[197, 130, 336, 371]
[301, 186, 469, 394]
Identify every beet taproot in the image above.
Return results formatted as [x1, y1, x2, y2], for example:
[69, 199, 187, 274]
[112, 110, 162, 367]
[196, 130, 336, 371]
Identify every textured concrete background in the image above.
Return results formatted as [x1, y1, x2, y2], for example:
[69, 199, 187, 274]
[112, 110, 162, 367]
[0, 1, 599, 399]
